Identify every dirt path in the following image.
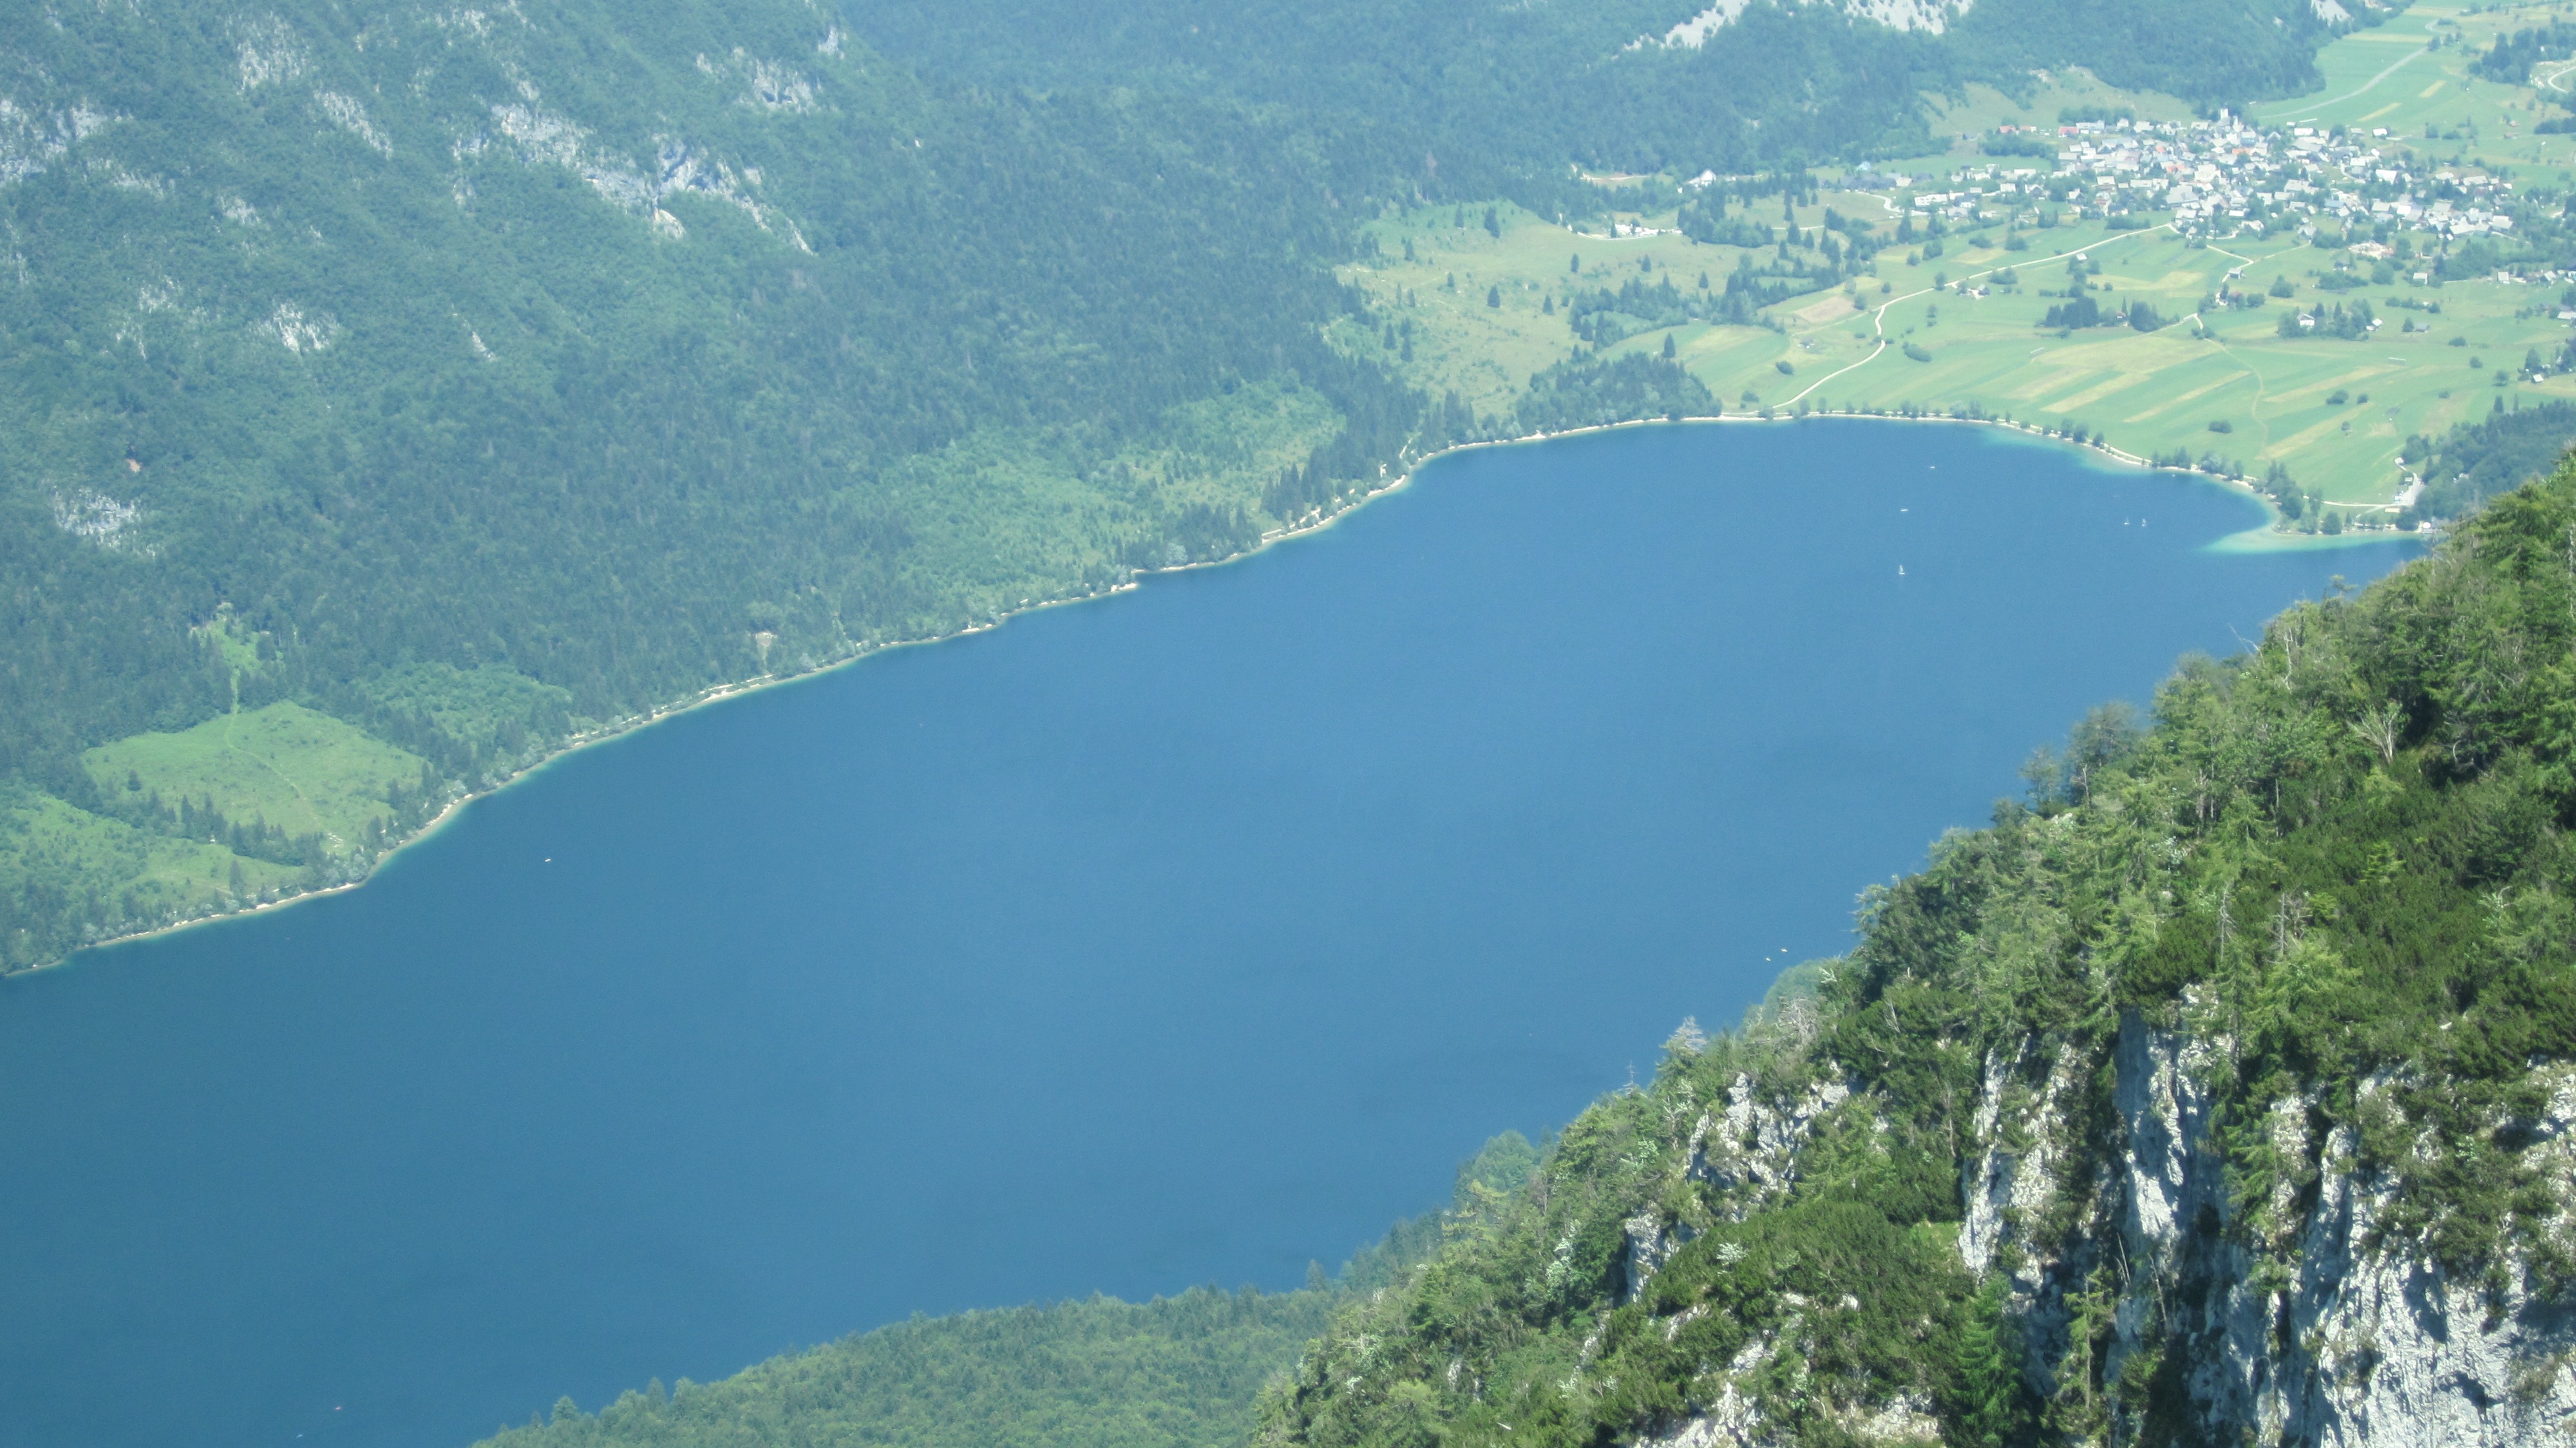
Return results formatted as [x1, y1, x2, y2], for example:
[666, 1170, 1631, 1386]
[221, 711, 340, 846]
[1780, 222, 2175, 409]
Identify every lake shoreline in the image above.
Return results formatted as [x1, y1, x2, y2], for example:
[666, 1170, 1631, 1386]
[3, 410, 2431, 1448]
[44, 408, 2402, 971]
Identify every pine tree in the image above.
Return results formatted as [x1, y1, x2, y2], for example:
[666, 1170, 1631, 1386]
[1946, 1277, 2028, 1448]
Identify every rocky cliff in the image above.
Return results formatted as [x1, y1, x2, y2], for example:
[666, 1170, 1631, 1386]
[1959, 1014, 2576, 1445]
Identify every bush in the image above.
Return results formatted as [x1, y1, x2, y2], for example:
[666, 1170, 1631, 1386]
[2042, 294, 2103, 329]
[1982, 131, 2056, 158]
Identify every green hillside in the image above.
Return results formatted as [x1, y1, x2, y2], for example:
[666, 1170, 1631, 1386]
[471, 1288, 1332, 1448]
[0, 0, 2374, 968]
[0, 0, 1425, 964]
[848, 0, 2338, 189]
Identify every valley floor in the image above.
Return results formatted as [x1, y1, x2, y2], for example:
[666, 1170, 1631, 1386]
[1349, 2, 2576, 533]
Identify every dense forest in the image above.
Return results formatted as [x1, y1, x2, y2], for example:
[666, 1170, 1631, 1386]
[845, 0, 2340, 198]
[2406, 398, 2576, 522]
[0, 0, 1442, 966]
[471, 1288, 1332, 1448]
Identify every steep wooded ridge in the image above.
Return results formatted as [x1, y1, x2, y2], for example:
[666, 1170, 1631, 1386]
[1255, 467, 2576, 1447]
[0, 0, 2342, 969]
[848, 0, 2340, 196]
[468, 1288, 1335, 1448]
[0, 0, 1418, 965]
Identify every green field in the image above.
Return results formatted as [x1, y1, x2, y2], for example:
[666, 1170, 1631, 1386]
[1352, 3, 2576, 528]
[84, 702, 426, 852]
[1329, 202, 1592, 419]
[1736, 217, 2546, 508]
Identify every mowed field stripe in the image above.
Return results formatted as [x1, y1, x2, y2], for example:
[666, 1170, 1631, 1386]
[2123, 370, 2247, 423]
[2271, 410, 2380, 455]
[2007, 367, 2101, 403]
[2272, 363, 2401, 410]
[2045, 372, 2153, 413]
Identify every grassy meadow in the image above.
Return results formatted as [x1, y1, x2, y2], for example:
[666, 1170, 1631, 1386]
[84, 702, 428, 852]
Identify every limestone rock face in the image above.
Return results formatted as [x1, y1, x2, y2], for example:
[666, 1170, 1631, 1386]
[1628, 1018, 2576, 1447]
[1622, 1071, 1853, 1302]
[1652, 0, 1972, 48]
[1970, 1012, 2576, 1445]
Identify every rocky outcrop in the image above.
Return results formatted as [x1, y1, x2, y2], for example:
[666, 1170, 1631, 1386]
[1694, 1072, 1853, 1208]
[1629, 1366, 1937, 1448]
[1967, 1011, 2576, 1445]
[1649, 0, 1971, 48]
[1624, 1017, 2576, 1448]
[1632, 1387, 1774, 1448]
[1624, 1071, 1853, 1302]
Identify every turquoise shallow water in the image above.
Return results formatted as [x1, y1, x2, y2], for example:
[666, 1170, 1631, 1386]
[0, 420, 2416, 1448]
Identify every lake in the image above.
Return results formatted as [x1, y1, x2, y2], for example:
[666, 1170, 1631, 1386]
[0, 420, 2417, 1447]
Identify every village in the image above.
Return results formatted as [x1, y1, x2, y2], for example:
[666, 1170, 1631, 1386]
[1868, 113, 2533, 260]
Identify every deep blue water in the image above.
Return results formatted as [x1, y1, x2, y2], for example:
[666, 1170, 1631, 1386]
[0, 421, 2416, 1448]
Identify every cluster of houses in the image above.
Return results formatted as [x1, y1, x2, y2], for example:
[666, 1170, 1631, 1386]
[1853, 115, 2526, 247]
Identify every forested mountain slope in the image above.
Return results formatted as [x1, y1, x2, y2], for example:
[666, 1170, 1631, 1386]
[467, 1288, 1331, 1448]
[0, 0, 2354, 965]
[1253, 466, 2576, 1445]
[848, 0, 2339, 196]
[0, 0, 1429, 965]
